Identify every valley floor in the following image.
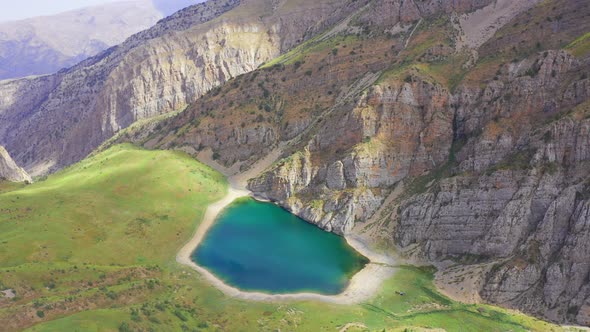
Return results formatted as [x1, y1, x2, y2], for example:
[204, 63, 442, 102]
[0, 145, 567, 331]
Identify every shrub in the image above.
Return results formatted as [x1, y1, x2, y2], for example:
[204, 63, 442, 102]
[106, 291, 118, 300]
[174, 310, 188, 322]
[119, 322, 131, 332]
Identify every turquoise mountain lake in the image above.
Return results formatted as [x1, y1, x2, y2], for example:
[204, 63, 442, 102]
[192, 197, 369, 295]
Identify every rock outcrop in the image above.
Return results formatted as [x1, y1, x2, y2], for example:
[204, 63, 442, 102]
[249, 76, 456, 234]
[0, 146, 31, 183]
[393, 52, 590, 321]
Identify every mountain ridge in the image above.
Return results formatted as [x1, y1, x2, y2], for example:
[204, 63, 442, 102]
[0, 0, 369, 177]
[0, 0, 167, 80]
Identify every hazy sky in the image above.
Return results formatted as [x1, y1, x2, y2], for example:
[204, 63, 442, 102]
[0, 0, 203, 22]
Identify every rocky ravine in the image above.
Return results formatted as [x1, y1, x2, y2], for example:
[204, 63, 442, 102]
[0, 146, 31, 183]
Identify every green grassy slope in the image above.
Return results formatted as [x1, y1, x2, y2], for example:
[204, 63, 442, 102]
[0, 143, 226, 267]
[0, 145, 562, 331]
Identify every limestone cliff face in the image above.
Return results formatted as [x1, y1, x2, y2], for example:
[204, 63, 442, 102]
[395, 50, 589, 257]
[397, 109, 590, 324]
[250, 78, 455, 234]
[394, 50, 590, 323]
[0, 146, 31, 183]
[0, 0, 243, 176]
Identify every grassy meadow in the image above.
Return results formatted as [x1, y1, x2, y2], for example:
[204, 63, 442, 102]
[0, 144, 565, 331]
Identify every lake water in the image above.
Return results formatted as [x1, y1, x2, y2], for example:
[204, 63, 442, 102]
[192, 197, 368, 295]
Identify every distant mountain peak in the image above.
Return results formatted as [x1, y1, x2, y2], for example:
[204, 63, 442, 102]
[0, 0, 203, 80]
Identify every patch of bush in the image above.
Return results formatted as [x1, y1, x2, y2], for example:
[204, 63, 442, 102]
[119, 322, 131, 332]
[293, 60, 304, 70]
[173, 310, 188, 322]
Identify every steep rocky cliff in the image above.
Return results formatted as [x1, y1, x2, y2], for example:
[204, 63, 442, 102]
[393, 50, 590, 321]
[0, 0, 367, 176]
[112, 0, 590, 325]
[0, 146, 31, 183]
[0, 0, 241, 176]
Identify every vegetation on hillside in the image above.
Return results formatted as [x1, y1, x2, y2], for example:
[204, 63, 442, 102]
[0, 145, 562, 331]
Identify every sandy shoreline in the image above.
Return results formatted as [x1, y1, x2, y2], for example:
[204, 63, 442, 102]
[176, 149, 396, 305]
